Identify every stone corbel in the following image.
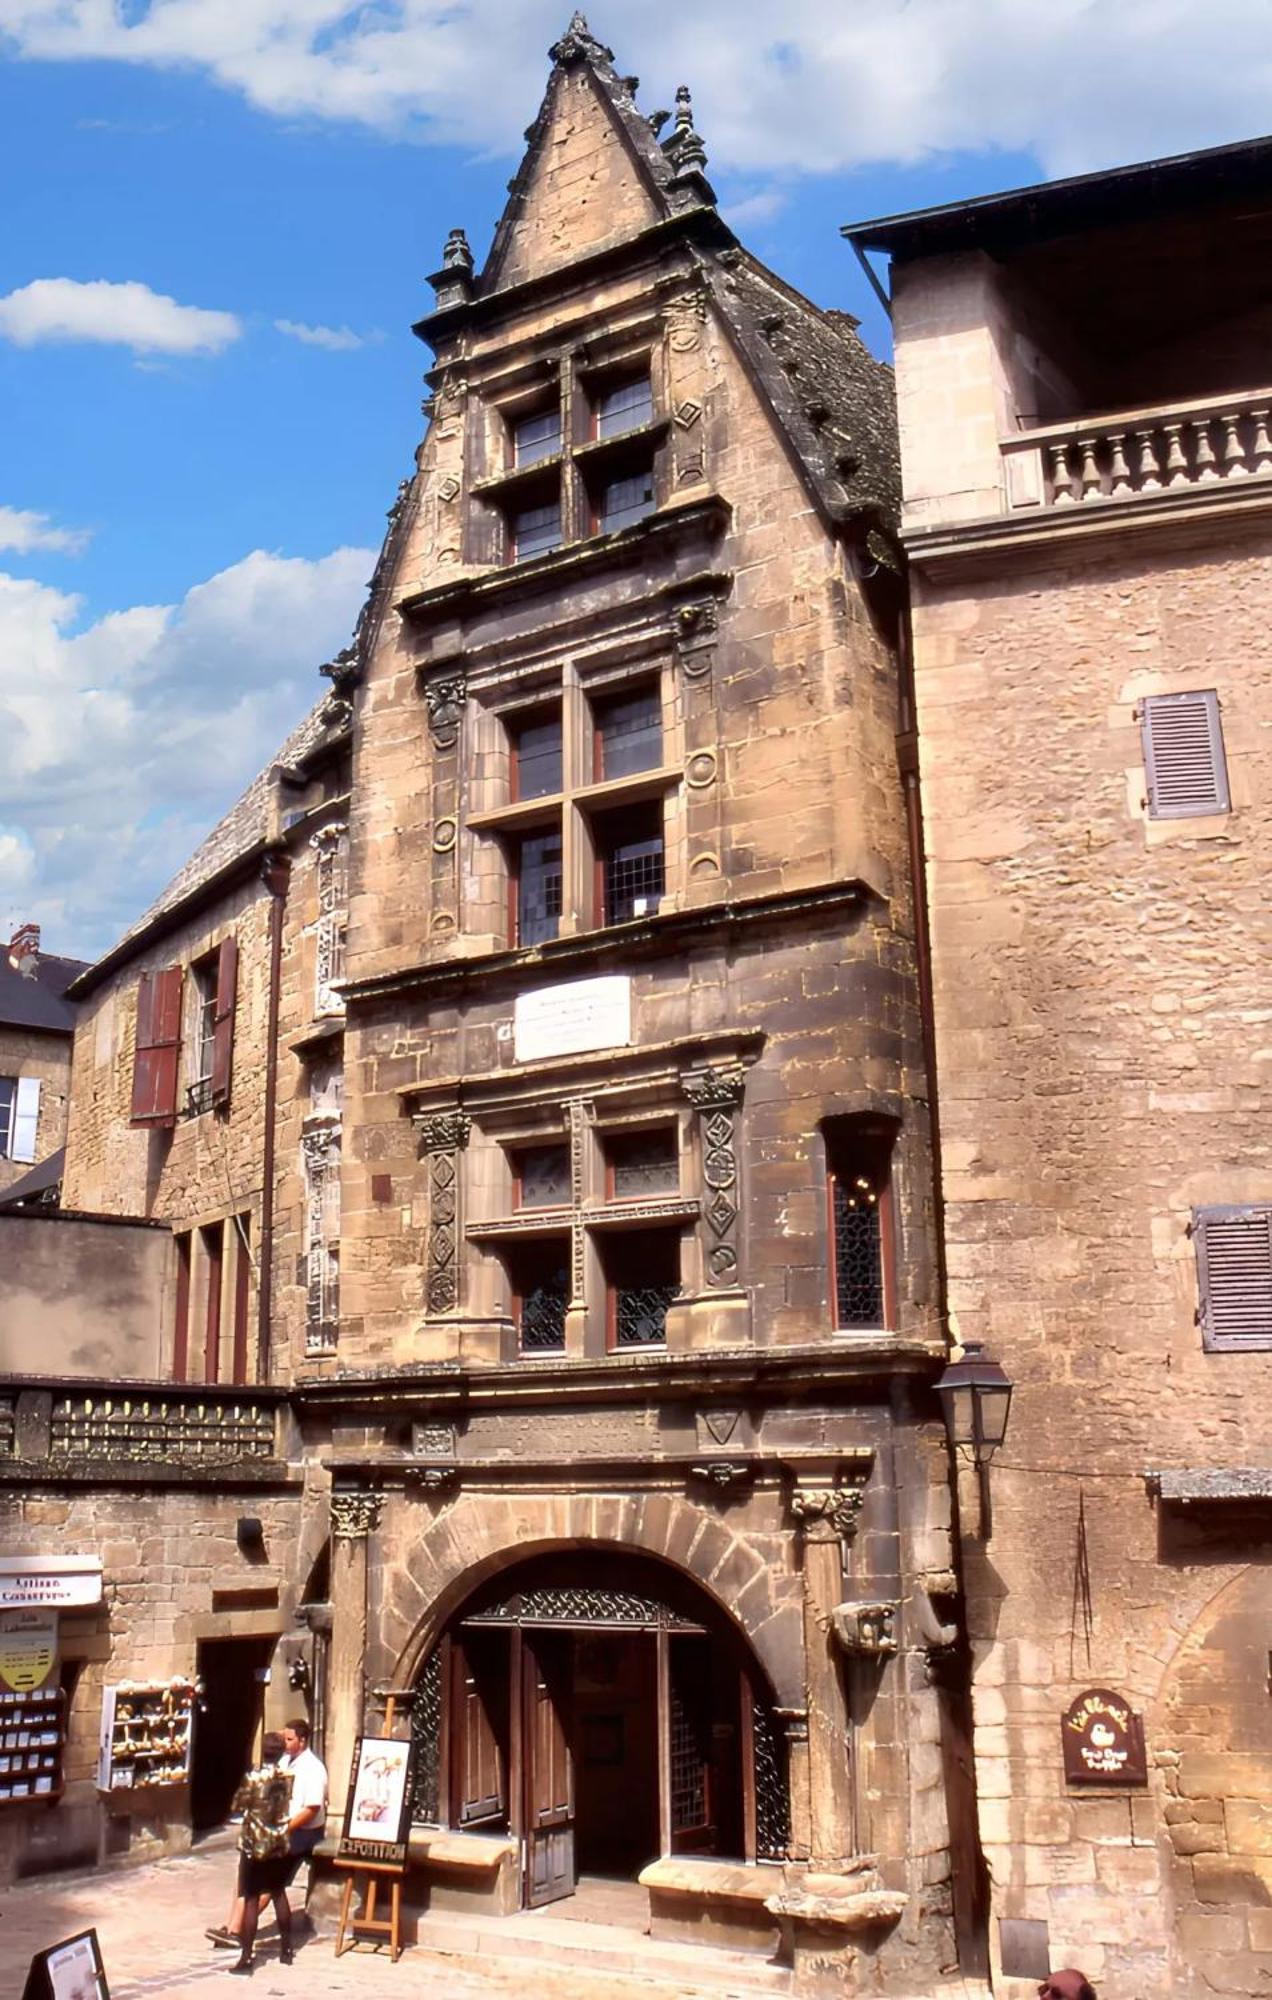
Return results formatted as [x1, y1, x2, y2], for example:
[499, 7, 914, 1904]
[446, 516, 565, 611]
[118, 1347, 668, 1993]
[408, 1465, 459, 1495]
[787, 1481, 867, 1546]
[831, 1600, 899, 1659]
[330, 1488, 382, 1540]
[914, 1568, 961, 1674]
[688, 1460, 754, 1494]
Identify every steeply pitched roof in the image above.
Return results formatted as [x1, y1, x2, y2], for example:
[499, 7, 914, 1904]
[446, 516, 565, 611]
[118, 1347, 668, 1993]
[0, 1146, 64, 1210]
[0, 949, 87, 1034]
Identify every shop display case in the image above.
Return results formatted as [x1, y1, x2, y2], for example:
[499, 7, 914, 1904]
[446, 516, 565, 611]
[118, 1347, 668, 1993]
[97, 1678, 195, 1792]
[0, 1684, 65, 1803]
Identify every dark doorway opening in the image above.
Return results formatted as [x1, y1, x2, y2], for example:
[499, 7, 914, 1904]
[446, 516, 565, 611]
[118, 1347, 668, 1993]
[191, 1634, 275, 1830]
[573, 1631, 658, 1877]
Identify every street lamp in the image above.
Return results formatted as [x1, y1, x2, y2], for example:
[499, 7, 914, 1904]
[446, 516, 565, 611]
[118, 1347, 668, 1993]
[935, 1341, 1013, 1538]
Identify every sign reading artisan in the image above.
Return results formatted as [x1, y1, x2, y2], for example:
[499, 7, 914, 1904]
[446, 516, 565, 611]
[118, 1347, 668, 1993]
[1061, 1686, 1148, 1786]
[0, 1559, 103, 1611]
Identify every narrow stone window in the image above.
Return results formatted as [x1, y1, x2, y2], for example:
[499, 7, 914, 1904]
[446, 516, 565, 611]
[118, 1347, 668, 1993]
[303, 1121, 342, 1356]
[825, 1117, 898, 1332]
[311, 824, 349, 1018]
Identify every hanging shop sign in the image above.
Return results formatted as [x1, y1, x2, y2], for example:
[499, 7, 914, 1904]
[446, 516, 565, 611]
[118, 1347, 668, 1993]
[0, 1558, 103, 1611]
[0, 1610, 58, 1694]
[1062, 1686, 1148, 1785]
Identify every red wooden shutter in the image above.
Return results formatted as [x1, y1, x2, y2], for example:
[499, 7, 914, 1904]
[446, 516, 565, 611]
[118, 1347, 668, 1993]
[130, 966, 184, 1128]
[1196, 1205, 1272, 1350]
[1142, 690, 1230, 818]
[210, 935, 238, 1109]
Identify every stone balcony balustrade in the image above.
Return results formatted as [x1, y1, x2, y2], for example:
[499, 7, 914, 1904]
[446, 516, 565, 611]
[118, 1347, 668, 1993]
[1001, 386, 1272, 511]
[0, 1379, 291, 1483]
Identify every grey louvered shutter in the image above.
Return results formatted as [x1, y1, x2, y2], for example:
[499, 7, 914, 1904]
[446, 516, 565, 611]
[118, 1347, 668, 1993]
[1195, 1206, 1272, 1350]
[1142, 690, 1230, 818]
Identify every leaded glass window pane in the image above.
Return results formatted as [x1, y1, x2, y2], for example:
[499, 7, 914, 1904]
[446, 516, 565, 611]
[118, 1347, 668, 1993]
[595, 685, 661, 780]
[598, 468, 655, 533]
[512, 500, 561, 561]
[515, 1144, 570, 1208]
[516, 830, 562, 946]
[515, 1243, 570, 1354]
[510, 711, 562, 800]
[606, 1127, 678, 1198]
[832, 1170, 884, 1327]
[595, 375, 653, 438]
[513, 407, 562, 467]
[606, 1229, 679, 1348]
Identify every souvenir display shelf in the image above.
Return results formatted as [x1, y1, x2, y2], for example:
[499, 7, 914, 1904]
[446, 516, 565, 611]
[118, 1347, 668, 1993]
[0, 1684, 65, 1804]
[97, 1678, 195, 1792]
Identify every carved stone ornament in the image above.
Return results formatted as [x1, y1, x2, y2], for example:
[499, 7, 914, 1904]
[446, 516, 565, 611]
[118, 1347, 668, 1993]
[437, 476, 461, 504]
[330, 1489, 381, 1539]
[410, 1465, 459, 1494]
[682, 1063, 746, 1109]
[412, 1421, 456, 1457]
[424, 673, 467, 751]
[689, 1460, 754, 1492]
[788, 1483, 866, 1543]
[831, 1600, 899, 1659]
[442, 227, 473, 274]
[549, 10, 613, 65]
[415, 1110, 472, 1153]
[674, 399, 703, 430]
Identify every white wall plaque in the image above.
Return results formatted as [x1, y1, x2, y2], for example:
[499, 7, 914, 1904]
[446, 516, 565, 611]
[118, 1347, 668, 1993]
[0, 1558, 103, 1610]
[514, 975, 632, 1064]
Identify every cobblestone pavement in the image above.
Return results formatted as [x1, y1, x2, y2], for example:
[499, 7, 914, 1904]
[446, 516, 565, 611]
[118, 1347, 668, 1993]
[0, 1837, 756, 2000]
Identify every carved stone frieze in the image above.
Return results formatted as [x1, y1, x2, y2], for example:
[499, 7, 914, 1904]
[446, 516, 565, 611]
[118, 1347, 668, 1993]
[412, 1421, 456, 1458]
[415, 1111, 472, 1153]
[331, 1489, 381, 1539]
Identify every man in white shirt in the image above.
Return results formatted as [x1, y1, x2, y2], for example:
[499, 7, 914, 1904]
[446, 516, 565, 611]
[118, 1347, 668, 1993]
[279, 1716, 328, 1881]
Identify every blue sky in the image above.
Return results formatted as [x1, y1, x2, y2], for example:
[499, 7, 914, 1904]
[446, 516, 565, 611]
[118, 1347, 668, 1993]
[0, 0, 1267, 957]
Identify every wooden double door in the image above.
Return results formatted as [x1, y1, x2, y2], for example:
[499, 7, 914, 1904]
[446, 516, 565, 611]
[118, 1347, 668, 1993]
[447, 1621, 742, 1908]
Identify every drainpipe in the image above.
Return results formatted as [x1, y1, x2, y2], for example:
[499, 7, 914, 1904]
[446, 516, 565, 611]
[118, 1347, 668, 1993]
[258, 851, 291, 1383]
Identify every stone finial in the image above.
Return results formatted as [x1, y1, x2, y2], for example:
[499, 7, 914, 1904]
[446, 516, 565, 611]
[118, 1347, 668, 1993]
[549, 11, 613, 65]
[442, 228, 473, 274]
[664, 83, 708, 174]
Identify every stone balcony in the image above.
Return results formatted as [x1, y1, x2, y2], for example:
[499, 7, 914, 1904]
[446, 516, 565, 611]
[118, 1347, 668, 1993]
[1002, 385, 1272, 510]
[0, 1378, 294, 1487]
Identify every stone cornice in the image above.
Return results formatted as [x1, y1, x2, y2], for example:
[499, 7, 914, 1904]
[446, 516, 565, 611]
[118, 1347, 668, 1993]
[904, 479, 1272, 580]
[342, 881, 872, 1010]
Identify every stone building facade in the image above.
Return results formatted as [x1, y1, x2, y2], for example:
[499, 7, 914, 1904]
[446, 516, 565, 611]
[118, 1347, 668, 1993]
[847, 137, 1272, 1999]
[0, 924, 86, 1199]
[0, 19, 977, 1992]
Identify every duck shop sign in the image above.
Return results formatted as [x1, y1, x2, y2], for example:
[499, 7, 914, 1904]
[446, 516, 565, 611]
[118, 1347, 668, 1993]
[1062, 1686, 1147, 1786]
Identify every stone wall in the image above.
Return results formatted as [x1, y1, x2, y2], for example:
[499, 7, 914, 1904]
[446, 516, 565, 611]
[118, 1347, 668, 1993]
[0, 1212, 170, 1377]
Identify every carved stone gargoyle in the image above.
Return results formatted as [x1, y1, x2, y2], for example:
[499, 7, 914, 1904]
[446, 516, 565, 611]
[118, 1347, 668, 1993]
[831, 1600, 899, 1658]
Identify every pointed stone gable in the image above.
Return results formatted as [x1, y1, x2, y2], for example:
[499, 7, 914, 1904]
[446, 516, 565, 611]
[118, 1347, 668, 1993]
[483, 59, 666, 293]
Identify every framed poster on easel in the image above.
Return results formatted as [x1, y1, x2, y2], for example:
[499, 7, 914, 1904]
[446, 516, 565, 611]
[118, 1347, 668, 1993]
[334, 1719, 416, 1963]
[22, 1929, 111, 2000]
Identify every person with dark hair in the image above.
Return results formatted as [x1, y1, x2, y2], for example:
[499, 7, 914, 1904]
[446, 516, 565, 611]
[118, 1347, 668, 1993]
[225, 1731, 293, 1977]
[1039, 1971, 1098, 2000]
[276, 1717, 328, 1914]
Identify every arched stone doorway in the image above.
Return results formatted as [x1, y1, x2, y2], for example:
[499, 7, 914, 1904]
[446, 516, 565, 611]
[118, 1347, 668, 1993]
[406, 1548, 790, 1908]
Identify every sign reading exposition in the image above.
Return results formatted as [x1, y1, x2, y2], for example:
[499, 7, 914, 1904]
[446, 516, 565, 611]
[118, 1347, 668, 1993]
[514, 974, 632, 1065]
[338, 1735, 416, 1870]
[1061, 1686, 1148, 1786]
[0, 1559, 103, 1612]
[0, 1611, 58, 1693]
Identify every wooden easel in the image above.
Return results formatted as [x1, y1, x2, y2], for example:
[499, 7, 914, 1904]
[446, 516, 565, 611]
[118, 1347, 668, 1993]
[333, 1696, 406, 1963]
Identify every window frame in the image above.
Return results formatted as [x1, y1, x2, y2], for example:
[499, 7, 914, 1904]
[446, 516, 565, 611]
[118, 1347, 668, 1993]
[592, 682, 662, 783]
[511, 405, 563, 470]
[603, 1224, 682, 1352]
[508, 1235, 572, 1355]
[595, 801, 666, 927]
[508, 826, 564, 948]
[509, 706, 564, 803]
[591, 371, 654, 441]
[0, 1077, 15, 1161]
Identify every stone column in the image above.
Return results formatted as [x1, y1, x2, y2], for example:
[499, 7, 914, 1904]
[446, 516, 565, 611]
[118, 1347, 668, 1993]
[790, 1481, 866, 1867]
[679, 1062, 750, 1346]
[327, 1487, 380, 1817]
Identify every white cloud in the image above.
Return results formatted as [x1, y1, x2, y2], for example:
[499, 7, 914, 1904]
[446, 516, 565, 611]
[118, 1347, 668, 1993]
[275, 317, 365, 351]
[0, 544, 374, 956]
[0, 1, 1270, 178]
[0, 278, 240, 355]
[721, 190, 787, 231]
[0, 506, 91, 555]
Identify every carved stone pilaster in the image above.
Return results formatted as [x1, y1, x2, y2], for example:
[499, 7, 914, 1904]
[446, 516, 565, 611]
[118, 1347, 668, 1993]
[302, 1115, 341, 1355]
[566, 1098, 593, 1310]
[683, 1064, 745, 1289]
[330, 1489, 381, 1540]
[309, 822, 348, 1017]
[415, 1110, 471, 1315]
[423, 673, 467, 751]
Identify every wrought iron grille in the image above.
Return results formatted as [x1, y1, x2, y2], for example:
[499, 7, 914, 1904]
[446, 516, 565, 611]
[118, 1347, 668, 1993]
[48, 1394, 275, 1463]
[518, 1273, 568, 1353]
[832, 1175, 884, 1327]
[669, 1685, 708, 1833]
[752, 1699, 791, 1861]
[184, 1076, 215, 1119]
[467, 1586, 697, 1627]
[614, 1282, 679, 1347]
[604, 832, 664, 924]
[0, 1395, 15, 1457]
[410, 1648, 443, 1824]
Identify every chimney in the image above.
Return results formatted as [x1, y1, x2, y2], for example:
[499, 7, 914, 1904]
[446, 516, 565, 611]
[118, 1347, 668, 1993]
[8, 923, 39, 979]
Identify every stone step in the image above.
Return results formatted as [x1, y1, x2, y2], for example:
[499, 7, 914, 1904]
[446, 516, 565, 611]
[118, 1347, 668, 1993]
[410, 1904, 794, 1995]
